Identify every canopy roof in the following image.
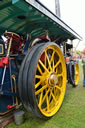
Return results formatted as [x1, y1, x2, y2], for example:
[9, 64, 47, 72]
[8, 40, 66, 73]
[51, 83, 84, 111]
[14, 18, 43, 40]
[0, 0, 82, 42]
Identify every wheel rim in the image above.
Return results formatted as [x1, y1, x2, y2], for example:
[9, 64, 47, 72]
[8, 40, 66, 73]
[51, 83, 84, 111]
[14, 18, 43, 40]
[34, 45, 66, 117]
[75, 63, 79, 85]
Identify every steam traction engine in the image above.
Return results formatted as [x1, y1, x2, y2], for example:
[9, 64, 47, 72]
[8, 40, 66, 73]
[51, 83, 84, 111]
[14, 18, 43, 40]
[0, 0, 82, 119]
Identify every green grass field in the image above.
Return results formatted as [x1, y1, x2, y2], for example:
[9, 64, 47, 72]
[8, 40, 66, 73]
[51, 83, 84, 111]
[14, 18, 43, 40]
[8, 62, 85, 128]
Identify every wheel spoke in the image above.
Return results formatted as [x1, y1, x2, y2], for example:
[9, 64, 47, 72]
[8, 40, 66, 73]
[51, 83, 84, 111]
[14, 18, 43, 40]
[39, 59, 49, 73]
[52, 59, 55, 72]
[37, 64, 43, 75]
[55, 85, 62, 91]
[35, 85, 48, 95]
[46, 95, 49, 110]
[45, 51, 52, 71]
[50, 51, 55, 71]
[35, 80, 41, 89]
[54, 60, 61, 69]
[35, 75, 42, 79]
[50, 51, 55, 63]
[51, 91, 56, 102]
[35, 75, 46, 79]
[54, 87, 57, 96]
[38, 92, 43, 108]
[48, 89, 52, 103]
[41, 88, 50, 106]
[55, 67, 58, 74]
[57, 73, 63, 77]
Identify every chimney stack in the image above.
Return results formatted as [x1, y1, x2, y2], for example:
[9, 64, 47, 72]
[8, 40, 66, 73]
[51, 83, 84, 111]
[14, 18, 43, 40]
[55, 0, 61, 18]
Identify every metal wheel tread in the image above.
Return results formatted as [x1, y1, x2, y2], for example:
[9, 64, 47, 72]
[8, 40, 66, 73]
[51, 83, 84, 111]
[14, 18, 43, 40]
[22, 43, 45, 107]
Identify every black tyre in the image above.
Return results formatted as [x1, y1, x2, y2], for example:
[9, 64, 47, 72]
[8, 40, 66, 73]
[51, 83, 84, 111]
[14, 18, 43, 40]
[18, 43, 44, 112]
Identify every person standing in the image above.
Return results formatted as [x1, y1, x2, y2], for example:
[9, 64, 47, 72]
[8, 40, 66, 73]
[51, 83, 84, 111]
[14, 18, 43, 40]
[82, 56, 85, 86]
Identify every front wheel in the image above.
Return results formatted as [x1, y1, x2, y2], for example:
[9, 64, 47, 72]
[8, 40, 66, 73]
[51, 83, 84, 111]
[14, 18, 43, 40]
[18, 42, 67, 119]
[69, 62, 79, 87]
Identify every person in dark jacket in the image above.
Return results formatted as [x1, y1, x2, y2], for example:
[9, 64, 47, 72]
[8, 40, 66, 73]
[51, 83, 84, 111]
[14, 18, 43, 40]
[82, 56, 85, 86]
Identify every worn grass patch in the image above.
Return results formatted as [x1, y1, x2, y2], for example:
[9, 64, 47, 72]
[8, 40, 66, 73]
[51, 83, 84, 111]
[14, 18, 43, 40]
[8, 62, 85, 128]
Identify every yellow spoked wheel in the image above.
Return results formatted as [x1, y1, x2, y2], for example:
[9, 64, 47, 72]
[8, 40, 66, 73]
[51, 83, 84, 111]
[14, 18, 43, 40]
[75, 63, 79, 85]
[35, 44, 67, 118]
[18, 43, 67, 119]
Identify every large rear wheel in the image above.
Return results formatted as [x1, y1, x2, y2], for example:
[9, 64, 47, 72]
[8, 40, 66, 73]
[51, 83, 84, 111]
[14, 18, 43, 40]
[18, 43, 67, 119]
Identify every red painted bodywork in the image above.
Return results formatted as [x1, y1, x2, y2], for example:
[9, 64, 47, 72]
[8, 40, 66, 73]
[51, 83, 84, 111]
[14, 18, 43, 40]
[0, 57, 9, 68]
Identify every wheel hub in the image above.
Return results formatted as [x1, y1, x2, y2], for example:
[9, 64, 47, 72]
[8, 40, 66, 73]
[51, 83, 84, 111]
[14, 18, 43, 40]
[48, 73, 58, 87]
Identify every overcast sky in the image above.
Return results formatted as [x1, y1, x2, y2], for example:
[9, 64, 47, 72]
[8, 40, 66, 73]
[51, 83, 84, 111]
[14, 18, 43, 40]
[60, 0, 85, 51]
[39, 0, 85, 51]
